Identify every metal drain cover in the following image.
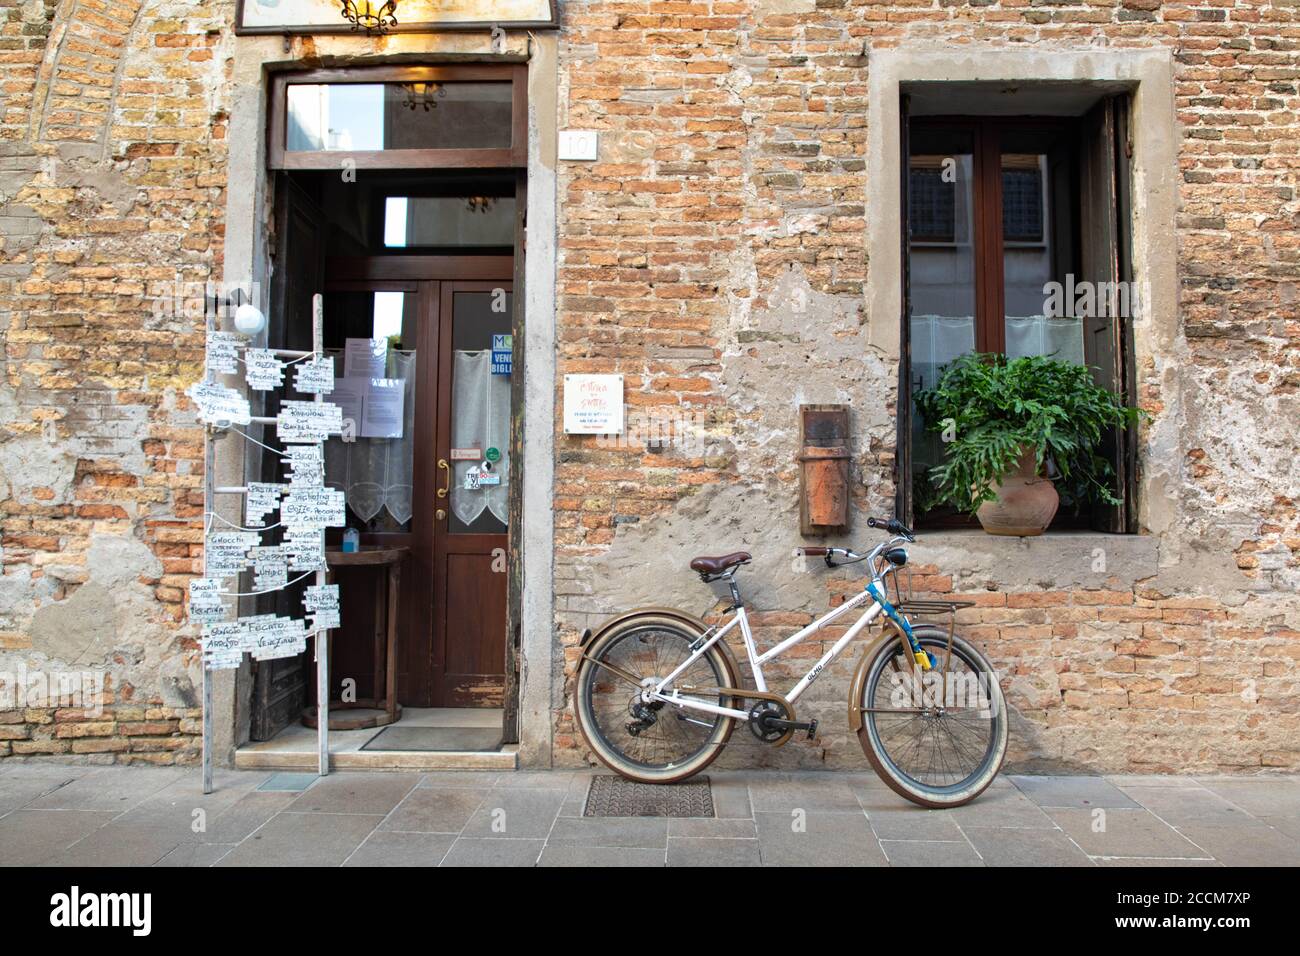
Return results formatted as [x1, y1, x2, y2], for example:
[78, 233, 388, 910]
[584, 775, 714, 818]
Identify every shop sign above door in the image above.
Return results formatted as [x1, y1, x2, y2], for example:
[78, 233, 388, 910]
[235, 0, 559, 35]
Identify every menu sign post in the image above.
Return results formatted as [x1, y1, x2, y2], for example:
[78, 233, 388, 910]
[195, 293, 342, 793]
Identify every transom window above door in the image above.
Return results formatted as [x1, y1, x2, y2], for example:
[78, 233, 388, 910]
[269, 65, 527, 169]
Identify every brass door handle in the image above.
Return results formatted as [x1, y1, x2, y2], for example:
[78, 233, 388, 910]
[437, 458, 450, 498]
[436, 509, 446, 521]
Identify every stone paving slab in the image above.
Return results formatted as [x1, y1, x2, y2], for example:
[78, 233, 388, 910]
[0, 765, 1295, 867]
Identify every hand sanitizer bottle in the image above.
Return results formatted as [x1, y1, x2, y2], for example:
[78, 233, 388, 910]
[342, 527, 360, 553]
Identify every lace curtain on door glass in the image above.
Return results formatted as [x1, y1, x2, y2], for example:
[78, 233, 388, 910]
[323, 349, 416, 526]
[450, 350, 510, 525]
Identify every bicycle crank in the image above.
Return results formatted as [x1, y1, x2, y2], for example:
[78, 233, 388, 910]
[677, 685, 817, 747]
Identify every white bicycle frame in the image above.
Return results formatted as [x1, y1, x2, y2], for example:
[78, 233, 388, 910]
[650, 584, 891, 722]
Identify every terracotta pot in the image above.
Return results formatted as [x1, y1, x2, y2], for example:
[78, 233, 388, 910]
[975, 447, 1059, 536]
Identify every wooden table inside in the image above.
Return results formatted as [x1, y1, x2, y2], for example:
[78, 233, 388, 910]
[302, 545, 409, 732]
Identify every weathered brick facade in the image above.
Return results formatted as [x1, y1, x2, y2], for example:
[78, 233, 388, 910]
[0, 1, 1296, 770]
[0, 0, 224, 760]
[548, 1, 1299, 773]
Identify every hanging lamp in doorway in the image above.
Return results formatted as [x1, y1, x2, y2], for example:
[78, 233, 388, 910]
[339, 0, 398, 35]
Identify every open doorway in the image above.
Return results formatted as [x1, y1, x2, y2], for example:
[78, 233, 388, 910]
[245, 66, 526, 762]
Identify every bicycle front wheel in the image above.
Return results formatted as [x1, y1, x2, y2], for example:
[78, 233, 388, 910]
[575, 614, 737, 784]
[857, 624, 1008, 808]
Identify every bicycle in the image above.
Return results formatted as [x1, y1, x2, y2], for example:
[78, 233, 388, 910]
[574, 517, 1009, 807]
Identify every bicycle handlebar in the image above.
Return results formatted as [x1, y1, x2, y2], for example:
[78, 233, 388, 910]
[867, 516, 916, 541]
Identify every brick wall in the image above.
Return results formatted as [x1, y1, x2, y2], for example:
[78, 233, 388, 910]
[0, 0, 228, 761]
[551, 1, 1300, 772]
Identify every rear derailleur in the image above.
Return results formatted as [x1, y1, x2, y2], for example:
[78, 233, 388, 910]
[626, 698, 663, 737]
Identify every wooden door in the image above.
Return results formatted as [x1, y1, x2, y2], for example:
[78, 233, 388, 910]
[321, 259, 514, 708]
[432, 281, 513, 707]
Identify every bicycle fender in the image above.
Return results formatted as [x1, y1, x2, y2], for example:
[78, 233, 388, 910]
[847, 620, 907, 734]
[580, 607, 742, 687]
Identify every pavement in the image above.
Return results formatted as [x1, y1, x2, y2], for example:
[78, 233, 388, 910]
[0, 764, 1297, 867]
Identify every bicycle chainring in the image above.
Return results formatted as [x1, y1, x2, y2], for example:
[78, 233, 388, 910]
[748, 699, 793, 743]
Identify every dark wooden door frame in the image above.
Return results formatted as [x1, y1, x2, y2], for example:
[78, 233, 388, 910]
[321, 257, 516, 708]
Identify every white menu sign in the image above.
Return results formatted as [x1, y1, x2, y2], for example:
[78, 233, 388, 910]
[277, 401, 343, 443]
[187, 381, 251, 426]
[294, 356, 335, 394]
[205, 331, 246, 375]
[304, 584, 341, 631]
[282, 486, 346, 530]
[244, 349, 285, 390]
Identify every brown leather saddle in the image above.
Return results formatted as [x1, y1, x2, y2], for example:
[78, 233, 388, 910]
[689, 551, 752, 577]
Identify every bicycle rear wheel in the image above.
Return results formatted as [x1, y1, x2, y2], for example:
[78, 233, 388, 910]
[856, 624, 1008, 808]
[575, 614, 737, 784]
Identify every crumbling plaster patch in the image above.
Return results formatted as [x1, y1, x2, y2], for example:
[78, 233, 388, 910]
[563, 267, 897, 625]
[3, 533, 195, 708]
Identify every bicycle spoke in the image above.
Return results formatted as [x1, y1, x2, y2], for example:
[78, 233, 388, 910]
[866, 638, 999, 791]
[582, 626, 725, 771]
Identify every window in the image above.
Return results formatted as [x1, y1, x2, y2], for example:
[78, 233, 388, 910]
[903, 101, 1137, 532]
[269, 65, 527, 170]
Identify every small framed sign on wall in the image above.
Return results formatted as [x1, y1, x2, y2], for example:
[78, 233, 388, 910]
[563, 374, 624, 436]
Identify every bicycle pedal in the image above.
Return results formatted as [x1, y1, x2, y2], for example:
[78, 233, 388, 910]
[806, 718, 818, 741]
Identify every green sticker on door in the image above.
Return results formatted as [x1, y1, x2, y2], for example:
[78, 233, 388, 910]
[485, 447, 501, 463]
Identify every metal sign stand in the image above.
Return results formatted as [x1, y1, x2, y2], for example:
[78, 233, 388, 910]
[200, 293, 332, 793]
[311, 293, 330, 778]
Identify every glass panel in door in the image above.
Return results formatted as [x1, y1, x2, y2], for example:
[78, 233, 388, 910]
[447, 289, 513, 535]
[321, 286, 419, 535]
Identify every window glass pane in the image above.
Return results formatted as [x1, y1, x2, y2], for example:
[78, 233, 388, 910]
[286, 82, 513, 152]
[448, 291, 512, 536]
[1000, 130, 1083, 364]
[908, 128, 977, 510]
[383, 195, 516, 248]
[321, 289, 419, 535]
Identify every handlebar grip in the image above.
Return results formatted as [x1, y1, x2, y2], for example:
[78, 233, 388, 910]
[867, 516, 916, 538]
[798, 547, 829, 557]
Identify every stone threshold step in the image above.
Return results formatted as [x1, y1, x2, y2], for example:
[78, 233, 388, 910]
[234, 745, 518, 772]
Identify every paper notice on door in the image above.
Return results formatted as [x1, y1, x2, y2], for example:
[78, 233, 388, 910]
[344, 338, 388, 379]
[360, 378, 404, 438]
[330, 377, 364, 441]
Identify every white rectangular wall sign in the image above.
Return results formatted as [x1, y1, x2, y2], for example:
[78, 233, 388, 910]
[558, 131, 599, 161]
[563, 374, 624, 435]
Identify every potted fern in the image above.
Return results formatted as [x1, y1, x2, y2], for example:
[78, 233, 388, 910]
[913, 353, 1140, 536]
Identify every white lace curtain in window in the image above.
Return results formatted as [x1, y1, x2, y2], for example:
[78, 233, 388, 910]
[323, 349, 416, 525]
[1005, 315, 1084, 364]
[450, 350, 511, 526]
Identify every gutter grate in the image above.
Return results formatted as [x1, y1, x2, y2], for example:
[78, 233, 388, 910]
[583, 775, 714, 818]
